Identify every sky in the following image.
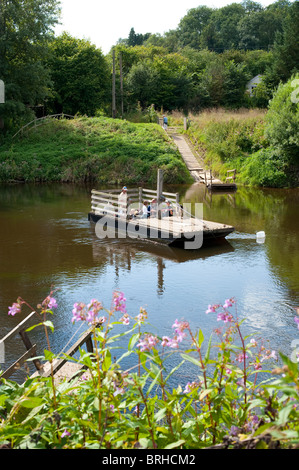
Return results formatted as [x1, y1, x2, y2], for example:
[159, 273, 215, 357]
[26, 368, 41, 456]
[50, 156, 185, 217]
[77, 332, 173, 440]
[54, 0, 278, 55]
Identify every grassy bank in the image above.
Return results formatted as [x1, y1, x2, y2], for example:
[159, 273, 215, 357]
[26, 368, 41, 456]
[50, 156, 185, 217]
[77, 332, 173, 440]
[0, 116, 193, 186]
[181, 109, 298, 188]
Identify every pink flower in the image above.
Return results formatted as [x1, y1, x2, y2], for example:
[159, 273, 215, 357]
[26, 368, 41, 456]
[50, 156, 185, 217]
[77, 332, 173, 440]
[183, 381, 199, 394]
[113, 291, 127, 314]
[237, 353, 248, 363]
[223, 298, 235, 309]
[48, 297, 58, 309]
[294, 317, 299, 329]
[8, 301, 22, 316]
[113, 387, 124, 397]
[72, 302, 86, 323]
[61, 429, 71, 438]
[120, 314, 130, 325]
[172, 319, 189, 343]
[206, 304, 216, 314]
[161, 336, 179, 349]
[217, 312, 233, 323]
[42, 295, 58, 310]
[137, 334, 159, 352]
[86, 299, 103, 324]
[110, 405, 115, 413]
[136, 308, 147, 324]
[261, 350, 277, 362]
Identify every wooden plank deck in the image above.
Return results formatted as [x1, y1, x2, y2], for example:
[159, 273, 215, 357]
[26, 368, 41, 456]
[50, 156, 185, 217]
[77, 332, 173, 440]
[88, 211, 234, 246]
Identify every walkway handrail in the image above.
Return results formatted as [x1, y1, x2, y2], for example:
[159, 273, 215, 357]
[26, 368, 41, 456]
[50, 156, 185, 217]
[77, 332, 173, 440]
[12, 113, 75, 139]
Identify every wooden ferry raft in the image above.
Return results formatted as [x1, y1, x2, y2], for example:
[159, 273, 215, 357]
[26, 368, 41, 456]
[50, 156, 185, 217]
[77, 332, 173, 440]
[88, 184, 234, 248]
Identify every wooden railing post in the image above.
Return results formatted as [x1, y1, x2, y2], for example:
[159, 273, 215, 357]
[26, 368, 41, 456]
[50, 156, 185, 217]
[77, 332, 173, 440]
[19, 329, 42, 371]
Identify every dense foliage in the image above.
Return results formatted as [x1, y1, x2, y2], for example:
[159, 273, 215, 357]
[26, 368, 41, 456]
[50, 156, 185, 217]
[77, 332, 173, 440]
[0, 0, 298, 188]
[46, 33, 111, 116]
[1, 290, 299, 449]
[1, 0, 298, 130]
[0, 116, 192, 184]
[0, 0, 60, 128]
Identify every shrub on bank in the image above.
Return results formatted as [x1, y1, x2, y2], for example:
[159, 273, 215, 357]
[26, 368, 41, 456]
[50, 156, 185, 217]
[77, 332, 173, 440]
[1, 290, 299, 449]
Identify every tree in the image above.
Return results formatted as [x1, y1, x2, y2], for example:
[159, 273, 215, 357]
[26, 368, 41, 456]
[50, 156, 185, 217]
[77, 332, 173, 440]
[238, 7, 286, 51]
[267, 1, 299, 86]
[201, 3, 246, 52]
[47, 33, 110, 116]
[0, 0, 60, 129]
[176, 6, 214, 49]
[126, 61, 160, 109]
[265, 73, 299, 163]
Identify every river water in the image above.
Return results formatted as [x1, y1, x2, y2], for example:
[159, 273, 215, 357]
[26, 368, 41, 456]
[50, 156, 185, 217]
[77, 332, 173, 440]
[0, 182, 298, 383]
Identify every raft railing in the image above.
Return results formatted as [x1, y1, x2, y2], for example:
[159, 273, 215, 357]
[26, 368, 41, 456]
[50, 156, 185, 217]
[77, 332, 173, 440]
[91, 188, 182, 219]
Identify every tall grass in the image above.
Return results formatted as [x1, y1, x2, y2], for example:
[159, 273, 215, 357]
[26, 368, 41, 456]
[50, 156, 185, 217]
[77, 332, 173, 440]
[167, 108, 290, 188]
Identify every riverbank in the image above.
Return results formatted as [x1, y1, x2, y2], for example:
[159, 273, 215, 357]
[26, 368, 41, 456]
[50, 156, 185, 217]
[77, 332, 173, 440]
[179, 109, 298, 188]
[0, 116, 193, 186]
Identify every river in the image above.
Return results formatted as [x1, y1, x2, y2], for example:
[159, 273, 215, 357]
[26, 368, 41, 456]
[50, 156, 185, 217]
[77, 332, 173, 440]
[0, 182, 298, 383]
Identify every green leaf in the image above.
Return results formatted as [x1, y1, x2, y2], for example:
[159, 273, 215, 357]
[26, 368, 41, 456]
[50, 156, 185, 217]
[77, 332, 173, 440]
[19, 396, 44, 409]
[180, 353, 203, 369]
[204, 333, 213, 362]
[154, 407, 167, 422]
[43, 321, 54, 333]
[276, 403, 294, 426]
[44, 349, 56, 361]
[26, 323, 43, 333]
[147, 367, 162, 396]
[102, 350, 112, 372]
[128, 333, 140, 351]
[164, 439, 185, 449]
[199, 389, 213, 401]
[197, 329, 204, 348]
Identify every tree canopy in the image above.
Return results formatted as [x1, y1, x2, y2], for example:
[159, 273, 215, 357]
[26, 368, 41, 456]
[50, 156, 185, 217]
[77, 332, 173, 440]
[46, 33, 111, 116]
[0, 0, 60, 128]
[0, 0, 298, 128]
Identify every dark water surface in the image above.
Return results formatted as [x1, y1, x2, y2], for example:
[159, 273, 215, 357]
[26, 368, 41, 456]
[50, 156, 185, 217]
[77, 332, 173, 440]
[0, 183, 298, 383]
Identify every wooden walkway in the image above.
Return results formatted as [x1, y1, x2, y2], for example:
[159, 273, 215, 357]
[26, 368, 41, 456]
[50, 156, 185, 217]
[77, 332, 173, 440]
[167, 127, 237, 190]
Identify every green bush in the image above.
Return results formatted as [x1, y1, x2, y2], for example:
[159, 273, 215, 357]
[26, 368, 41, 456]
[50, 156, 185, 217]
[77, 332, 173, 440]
[1, 291, 299, 449]
[240, 147, 288, 188]
[265, 73, 299, 163]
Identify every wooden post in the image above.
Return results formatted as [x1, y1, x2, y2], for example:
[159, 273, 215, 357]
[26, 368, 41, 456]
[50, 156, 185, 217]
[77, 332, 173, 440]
[112, 49, 116, 119]
[19, 329, 42, 371]
[139, 187, 143, 212]
[157, 169, 163, 220]
[210, 169, 212, 187]
[176, 193, 181, 218]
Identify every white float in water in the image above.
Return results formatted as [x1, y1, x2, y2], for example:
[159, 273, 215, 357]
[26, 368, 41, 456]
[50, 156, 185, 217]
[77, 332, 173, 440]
[256, 231, 266, 244]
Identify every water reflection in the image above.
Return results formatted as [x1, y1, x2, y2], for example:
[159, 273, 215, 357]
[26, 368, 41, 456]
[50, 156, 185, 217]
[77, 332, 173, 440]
[90, 234, 235, 297]
[0, 183, 298, 383]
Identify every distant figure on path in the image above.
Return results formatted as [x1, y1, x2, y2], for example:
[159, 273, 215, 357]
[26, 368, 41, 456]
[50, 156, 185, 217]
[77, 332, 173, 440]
[163, 115, 168, 130]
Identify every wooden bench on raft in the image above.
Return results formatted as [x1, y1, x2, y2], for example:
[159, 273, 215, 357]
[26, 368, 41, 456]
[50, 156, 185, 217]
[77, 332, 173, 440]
[0, 312, 99, 383]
